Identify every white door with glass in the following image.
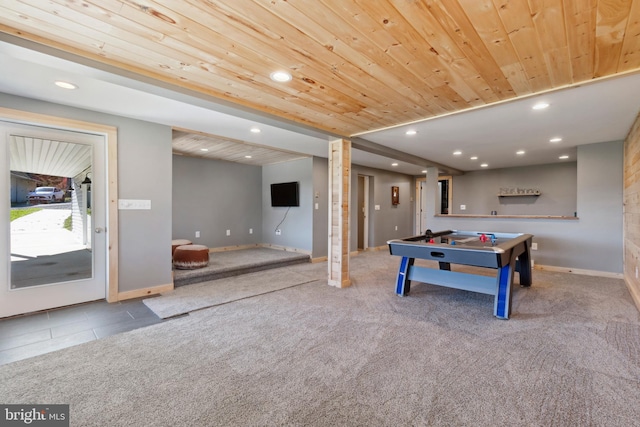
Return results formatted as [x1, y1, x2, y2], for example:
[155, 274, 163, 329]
[0, 122, 106, 318]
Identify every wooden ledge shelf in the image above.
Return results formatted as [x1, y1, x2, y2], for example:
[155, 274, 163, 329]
[436, 214, 578, 220]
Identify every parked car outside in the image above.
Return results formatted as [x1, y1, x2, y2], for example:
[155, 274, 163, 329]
[27, 187, 65, 204]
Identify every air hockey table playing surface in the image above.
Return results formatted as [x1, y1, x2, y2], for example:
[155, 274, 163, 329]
[387, 230, 534, 319]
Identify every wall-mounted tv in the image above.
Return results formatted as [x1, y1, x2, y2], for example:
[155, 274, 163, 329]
[270, 181, 300, 207]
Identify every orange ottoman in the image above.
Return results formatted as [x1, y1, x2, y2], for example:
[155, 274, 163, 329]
[173, 244, 210, 269]
[172, 239, 192, 257]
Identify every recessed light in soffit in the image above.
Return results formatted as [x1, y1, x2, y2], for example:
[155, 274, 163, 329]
[54, 81, 78, 89]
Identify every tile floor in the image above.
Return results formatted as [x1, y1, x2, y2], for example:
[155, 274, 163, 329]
[0, 298, 164, 366]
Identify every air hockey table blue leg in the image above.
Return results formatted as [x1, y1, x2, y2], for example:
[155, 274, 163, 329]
[516, 243, 533, 287]
[395, 256, 415, 296]
[494, 262, 515, 319]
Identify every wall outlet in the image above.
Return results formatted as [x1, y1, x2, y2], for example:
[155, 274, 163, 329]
[531, 242, 538, 250]
[375, 205, 380, 211]
[226, 229, 230, 236]
[249, 228, 253, 234]
[395, 225, 398, 231]
[315, 203, 319, 210]
[195, 231, 200, 238]
[460, 204, 466, 210]
[276, 229, 282, 235]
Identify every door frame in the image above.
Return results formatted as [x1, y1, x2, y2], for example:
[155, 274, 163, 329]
[415, 177, 425, 234]
[0, 107, 119, 304]
[357, 175, 370, 250]
[415, 175, 453, 234]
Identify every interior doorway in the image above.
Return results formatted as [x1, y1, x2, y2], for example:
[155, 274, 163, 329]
[357, 175, 370, 251]
[1, 122, 107, 317]
[415, 176, 452, 234]
[416, 178, 427, 234]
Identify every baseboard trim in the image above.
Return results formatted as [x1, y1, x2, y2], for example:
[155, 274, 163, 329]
[258, 243, 312, 255]
[311, 256, 328, 263]
[351, 246, 388, 257]
[535, 264, 623, 279]
[208, 244, 261, 253]
[117, 283, 173, 301]
[206, 243, 312, 256]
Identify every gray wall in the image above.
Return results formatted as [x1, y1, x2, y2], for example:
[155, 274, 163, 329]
[351, 165, 415, 249]
[451, 162, 577, 216]
[262, 158, 314, 253]
[259, 156, 416, 256]
[172, 155, 262, 247]
[575, 141, 623, 272]
[426, 140, 623, 273]
[0, 92, 173, 292]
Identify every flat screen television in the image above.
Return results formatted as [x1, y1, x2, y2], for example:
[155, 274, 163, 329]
[270, 181, 299, 207]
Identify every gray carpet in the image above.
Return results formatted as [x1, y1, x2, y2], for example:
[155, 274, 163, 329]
[172, 247, 310, 286]
[1, 251, 639, 426]
[145, 262, 325, 318]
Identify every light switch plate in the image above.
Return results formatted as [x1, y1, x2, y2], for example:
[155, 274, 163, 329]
[118, 199, 151, 210]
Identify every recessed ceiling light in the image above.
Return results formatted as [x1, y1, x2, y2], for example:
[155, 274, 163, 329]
[480, 163, 489, 168]
[559, 155, 569, 160]
[200, 148, 209, 152]
[470, 156, 478, 160]
[516, 150, 525, 155]
[421, 170, 427, 173]
[453, 150, 462, 156]
[532, 102, 550, 110]
[270, 71, 292, 82]
[391, 162, 399, 167]
[245, 155, 252, 159]
[405, 130, 417, 136]
[54, 81, 78, 90]
[549, 137, 562, 143]
[250, 127, 261, 133]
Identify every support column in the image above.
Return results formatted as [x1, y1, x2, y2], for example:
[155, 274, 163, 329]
[328, 138, 351, 288]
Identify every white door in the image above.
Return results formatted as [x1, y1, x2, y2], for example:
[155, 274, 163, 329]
[0, 122, 107, 317]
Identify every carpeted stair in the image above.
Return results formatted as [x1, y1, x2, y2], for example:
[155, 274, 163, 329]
[172, 247, 311, 287]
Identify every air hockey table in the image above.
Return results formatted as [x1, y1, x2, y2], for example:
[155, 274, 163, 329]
[387, 229, 533, 319]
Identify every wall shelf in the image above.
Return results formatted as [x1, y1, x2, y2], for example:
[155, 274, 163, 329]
[436, 214, 577, 220]
[498, 187, 540, 197]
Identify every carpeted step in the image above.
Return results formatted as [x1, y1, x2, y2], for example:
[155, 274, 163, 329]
[172, 248, 310, 287]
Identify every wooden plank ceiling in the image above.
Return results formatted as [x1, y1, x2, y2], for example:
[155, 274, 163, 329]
[172, 129, 309, 165]
[1, 0, 639, 137]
